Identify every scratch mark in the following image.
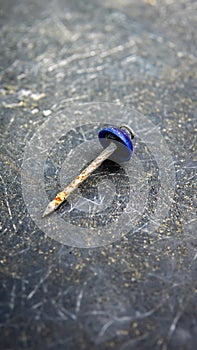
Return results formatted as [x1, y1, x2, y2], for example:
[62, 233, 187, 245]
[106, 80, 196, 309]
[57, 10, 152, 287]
[9, 282, 16, 310]
[98, 319, 114, 338]
[31, 301, 43, 310]
[5, 116, 15, 136]
[0, 175, 17, 232]
[27, 269, 52, 300]
[51, 299, 76, 321]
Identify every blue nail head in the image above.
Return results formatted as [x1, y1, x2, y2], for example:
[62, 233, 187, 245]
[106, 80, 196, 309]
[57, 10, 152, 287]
[98, 126, 133, 162]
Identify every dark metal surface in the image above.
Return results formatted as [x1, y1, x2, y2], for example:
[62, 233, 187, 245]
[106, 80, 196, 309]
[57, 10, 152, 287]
[0, 0, 196, 349]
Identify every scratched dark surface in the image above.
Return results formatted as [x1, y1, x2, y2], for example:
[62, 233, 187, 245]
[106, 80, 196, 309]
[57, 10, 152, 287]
[0, 0, 197, 349]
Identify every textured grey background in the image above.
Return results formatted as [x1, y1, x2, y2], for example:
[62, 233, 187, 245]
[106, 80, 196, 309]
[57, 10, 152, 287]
[0, 0, 196, 349]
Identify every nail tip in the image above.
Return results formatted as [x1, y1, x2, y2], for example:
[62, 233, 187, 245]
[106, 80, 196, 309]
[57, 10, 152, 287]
[42, 204, 54, 218]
